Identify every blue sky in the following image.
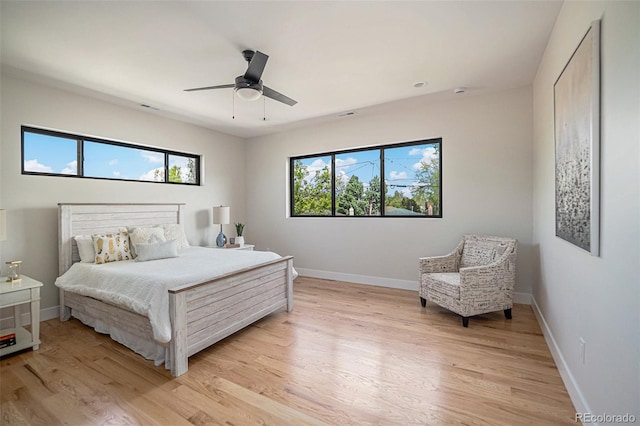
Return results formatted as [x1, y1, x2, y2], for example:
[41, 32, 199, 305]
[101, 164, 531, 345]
[298, 142, 438, 198]
[23, 132, 78, 175]
[23, 132, 194, 182]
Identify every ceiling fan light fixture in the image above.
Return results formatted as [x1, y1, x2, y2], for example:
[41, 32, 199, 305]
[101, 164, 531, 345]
[235, 87, 263, 101]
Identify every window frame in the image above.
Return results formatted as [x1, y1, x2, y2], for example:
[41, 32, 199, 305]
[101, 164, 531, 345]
[290, 137, 442, 218]
[21, 126, 201, 185]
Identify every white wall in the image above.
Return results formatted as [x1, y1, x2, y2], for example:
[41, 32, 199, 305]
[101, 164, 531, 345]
[0, 74, 247, 315]
[532, 0, 639, 418]
[245, 87, 534, 296]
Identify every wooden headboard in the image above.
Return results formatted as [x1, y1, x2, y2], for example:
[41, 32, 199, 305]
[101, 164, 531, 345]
[58, 203, 185, 275]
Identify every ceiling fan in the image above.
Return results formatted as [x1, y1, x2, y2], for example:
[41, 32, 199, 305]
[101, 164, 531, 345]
[184, 50, 297, 106]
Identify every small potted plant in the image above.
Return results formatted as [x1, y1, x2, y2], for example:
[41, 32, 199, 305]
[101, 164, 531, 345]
[234, 222, 245, 247]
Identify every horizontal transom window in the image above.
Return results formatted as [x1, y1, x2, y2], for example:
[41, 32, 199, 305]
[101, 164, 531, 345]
[290, 138, 442, 218]
[21, 126, 200, 185]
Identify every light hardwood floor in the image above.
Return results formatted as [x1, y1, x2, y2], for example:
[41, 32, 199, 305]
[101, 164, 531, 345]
[1, 277, 576, 425]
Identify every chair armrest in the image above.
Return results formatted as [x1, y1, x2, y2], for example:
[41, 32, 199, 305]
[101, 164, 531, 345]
[419, 239, 464, 274]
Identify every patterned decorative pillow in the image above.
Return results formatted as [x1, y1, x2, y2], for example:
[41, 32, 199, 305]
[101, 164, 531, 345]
[157, 224, 189, 250]
[92, 231, 132, 264]
[74, 235, 95, 263]
[129, 227, 167, 258]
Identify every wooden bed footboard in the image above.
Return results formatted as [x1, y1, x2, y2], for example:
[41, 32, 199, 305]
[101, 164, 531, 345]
[169, 255, 294, 376]
[59, 255, 294, 377]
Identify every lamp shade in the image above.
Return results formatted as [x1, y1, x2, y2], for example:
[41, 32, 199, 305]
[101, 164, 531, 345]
[212, 206, 230, 225]
[0, 209, 6, 242]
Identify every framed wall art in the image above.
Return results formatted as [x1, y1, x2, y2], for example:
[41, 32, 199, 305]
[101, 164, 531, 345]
[554, 19, 600, 256]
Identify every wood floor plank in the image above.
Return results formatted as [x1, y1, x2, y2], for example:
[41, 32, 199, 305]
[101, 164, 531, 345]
[1, 277, 577, 425]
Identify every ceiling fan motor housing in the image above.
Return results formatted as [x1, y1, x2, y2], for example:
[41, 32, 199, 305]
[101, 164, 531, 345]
[235, 75, 263, 92]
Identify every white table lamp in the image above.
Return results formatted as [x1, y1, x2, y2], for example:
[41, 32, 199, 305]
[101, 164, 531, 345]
[212, 206, 230, 247]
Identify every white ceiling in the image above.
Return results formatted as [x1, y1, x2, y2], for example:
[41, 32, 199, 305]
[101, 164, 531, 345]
[1, 1, 562, 138]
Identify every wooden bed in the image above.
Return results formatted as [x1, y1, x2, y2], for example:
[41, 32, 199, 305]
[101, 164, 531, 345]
[57, 203, 294, 377]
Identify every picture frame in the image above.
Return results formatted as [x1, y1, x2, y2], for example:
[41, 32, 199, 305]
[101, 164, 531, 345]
[554, 19, 600, 256]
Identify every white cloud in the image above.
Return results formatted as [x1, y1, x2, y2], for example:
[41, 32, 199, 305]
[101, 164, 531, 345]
[337, 170, 349, 184]
[389, 170, 408, 180]
[412, 147, 437, 170]
[141, 152, 164, 164]
[24, 159, 53, 173]
[139, 167, 164, 181]
[306, 158, 328, 174]
[61, 160, 77, 175]
[335, 157, 357, 171]
[108, 159, 119, 166]
[113, 171, 121, 177]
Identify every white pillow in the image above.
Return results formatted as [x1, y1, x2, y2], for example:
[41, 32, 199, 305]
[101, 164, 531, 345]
[158, 224, 189, 250]
[129, 227, 167, 258]
[74, 235, 95, 263]
[135, 240, 178, 262]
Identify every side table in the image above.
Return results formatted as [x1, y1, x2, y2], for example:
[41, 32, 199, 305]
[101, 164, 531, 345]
[0, 275, 42, 356]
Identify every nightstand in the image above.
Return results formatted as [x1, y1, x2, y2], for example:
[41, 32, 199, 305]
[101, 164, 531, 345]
[0, 275, 42, 356]
[207, 244, 255, 251]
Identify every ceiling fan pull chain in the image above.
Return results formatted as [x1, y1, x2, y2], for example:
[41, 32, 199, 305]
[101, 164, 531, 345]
[263, 97, 266, 121]
[232, 90, 235, 119]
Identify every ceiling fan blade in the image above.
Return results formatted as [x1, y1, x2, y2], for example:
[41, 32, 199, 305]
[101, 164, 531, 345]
[184, 84, 235, 92]
[263, 86, 297, 106]
[243, 51, 268, 83]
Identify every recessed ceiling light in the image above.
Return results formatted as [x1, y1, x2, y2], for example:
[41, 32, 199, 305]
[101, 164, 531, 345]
[338, 111, 357, 117]
[414, 81, 428, 88]
[454, 87, 467, 94]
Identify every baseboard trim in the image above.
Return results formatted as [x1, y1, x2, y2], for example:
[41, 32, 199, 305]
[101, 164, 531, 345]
[296, 268, 417, 291]
[296, 268, 531, 304]
[531, 295, 590, 419]
[0, 305, 59, 329]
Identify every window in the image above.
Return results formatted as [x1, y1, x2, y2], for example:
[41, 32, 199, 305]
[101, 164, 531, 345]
[22, 127, 200, 185]
[292, 155, 332, 216]
[290, 138, 442, 217]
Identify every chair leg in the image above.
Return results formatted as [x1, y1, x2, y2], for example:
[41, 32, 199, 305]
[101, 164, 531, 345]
[462, 317, 469, 327]
[420, 297, 426, 307]
[504, 308, 512, 319]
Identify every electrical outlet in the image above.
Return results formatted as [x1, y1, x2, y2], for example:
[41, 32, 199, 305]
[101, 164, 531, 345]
[579, 338, 586, 365]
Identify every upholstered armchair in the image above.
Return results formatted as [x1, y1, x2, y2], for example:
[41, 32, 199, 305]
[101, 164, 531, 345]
[419, 235, 517, 327]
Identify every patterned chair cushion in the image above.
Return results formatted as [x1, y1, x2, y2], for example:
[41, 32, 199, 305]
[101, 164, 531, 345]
[460, 236, 511, 268]
[423, 272, 460, 299]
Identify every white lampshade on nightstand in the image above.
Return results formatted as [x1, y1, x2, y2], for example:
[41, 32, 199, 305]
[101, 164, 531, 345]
[212, 206, 230, 247]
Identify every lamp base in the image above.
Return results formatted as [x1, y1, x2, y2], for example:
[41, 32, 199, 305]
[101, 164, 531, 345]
[216, 231, 227, 247]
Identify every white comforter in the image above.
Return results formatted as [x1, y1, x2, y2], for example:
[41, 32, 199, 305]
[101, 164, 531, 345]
[55, 247, 296, 343]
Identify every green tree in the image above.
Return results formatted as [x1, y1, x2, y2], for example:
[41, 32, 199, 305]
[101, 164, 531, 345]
[169, 165, 182, 183]
[337, 175, 367, 215]
[292, 160, 331, 215]
[386, 190, 405, 209]
[185, 158, 196, 183]
[153, 168, 165, 182]
[411, 146, 440, 215]
[363, 175, 381, 215]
